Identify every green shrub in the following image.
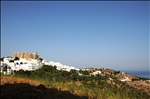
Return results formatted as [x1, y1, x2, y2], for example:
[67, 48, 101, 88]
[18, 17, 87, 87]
[13, 65, 149, 99]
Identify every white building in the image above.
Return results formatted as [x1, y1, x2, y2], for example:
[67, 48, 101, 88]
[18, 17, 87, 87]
[1, 57, 43, 75]
[90, 71, 101, 76]
[120, 76, 131, 82]
[42, 60, 79, 72]
[1, 55, 80, 75]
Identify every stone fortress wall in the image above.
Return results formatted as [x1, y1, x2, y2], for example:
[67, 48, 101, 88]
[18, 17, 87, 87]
[12, 52, 39, 59]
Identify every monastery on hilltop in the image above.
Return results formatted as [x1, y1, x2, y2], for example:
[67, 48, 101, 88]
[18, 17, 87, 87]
[0, 51, 79, 75]
[0, 52, 134, 83]
[13, 52, 39, 59]
[0, 52, 42, 75]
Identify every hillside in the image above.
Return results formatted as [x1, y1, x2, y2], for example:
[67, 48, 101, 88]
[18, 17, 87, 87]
[1, 65, 150, 99]
[0, 76, 87, 99]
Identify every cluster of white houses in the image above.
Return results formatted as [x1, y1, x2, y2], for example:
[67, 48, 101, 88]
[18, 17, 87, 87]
[0, 52, 81, 75]
[42, 60, 80, 71]
[0, 52, 43, 75]
[1, 52, 132, 82]
[0, 52, 103, 76]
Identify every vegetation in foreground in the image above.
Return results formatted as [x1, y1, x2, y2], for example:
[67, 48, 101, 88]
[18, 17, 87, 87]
[2, 65, 149, 99]
[1, 82, 87, 99]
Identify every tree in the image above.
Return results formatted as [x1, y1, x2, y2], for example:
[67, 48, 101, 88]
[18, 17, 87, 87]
[9, 60, 14, 62]
[38, 58, 43, 62]
[79, 70, 90, 76]
[114, 71, 121, 75]
[14, 57, 19, 60]
[70, 69, 78, 74]
[0, 57, 4, 62]
[15, 69, 25, 75]
[3, 65, 7, 71]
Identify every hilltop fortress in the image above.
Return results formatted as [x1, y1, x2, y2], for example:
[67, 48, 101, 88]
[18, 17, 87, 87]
[12, 52, 39, 59]
[1, 51, 78, 74]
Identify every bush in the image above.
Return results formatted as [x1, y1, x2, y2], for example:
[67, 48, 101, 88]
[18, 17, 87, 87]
[79, 70, 90, 76]
[13, 65, 149, 99]
[0, 57, 4, 61]
[14, 57, 19, 60]
[9, 60, 14, 62]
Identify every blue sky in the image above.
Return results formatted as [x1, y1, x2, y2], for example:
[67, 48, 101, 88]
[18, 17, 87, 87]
[1, 1, 149, 71]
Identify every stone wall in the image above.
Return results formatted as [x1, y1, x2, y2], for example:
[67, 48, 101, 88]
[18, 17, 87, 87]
[13, 52, 39, 59]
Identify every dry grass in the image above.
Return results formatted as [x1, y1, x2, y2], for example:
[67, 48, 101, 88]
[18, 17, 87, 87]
[0, 75, 88, 99]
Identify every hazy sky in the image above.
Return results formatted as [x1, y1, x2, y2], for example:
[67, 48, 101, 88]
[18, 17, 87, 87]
[1, 1, 149, 71]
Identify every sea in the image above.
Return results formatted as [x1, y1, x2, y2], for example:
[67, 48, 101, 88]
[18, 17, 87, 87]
[124, 71, 150, 79]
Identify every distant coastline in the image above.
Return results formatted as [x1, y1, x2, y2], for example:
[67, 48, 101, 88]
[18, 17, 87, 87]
[124, 71, 150, 79]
